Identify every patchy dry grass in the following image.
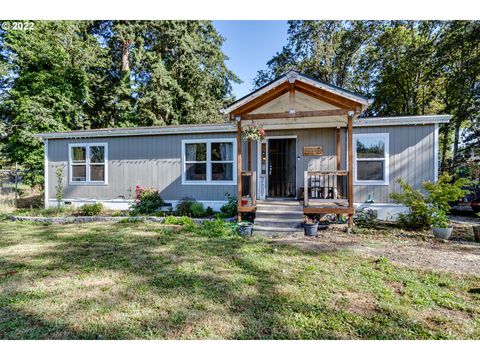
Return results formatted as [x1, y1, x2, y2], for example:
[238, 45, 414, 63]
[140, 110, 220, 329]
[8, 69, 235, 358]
[0, 220, 479, 339]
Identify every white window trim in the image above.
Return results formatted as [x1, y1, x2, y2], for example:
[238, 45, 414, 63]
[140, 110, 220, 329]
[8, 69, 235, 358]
[181, 138, 237, 185]
[353, 133, 389, 186]
[68, 143, 108, 185]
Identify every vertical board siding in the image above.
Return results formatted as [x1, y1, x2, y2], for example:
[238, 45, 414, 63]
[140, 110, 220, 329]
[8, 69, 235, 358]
[48, 124, 436, 205]
[48, 132, 237, 202]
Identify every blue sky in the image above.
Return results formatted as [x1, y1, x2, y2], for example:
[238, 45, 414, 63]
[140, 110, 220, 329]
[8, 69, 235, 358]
[213, 21, 289, 100]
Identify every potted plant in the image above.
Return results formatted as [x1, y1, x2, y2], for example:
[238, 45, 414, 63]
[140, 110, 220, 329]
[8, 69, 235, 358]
[303, 216, 318, 236]
[237, 221, 253, 236]
[473, 213, 480, 242]
[242, 125, 265, 142]
[431, 210, 453, 240]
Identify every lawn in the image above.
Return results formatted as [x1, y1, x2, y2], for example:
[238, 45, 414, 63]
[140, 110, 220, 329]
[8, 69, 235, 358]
[0, 220, 479, 339]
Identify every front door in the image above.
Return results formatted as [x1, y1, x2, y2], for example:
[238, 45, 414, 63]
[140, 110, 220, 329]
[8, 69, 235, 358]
[267, 138, 296, 198]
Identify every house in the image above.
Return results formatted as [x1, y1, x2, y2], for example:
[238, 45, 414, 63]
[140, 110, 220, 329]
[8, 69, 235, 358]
[37, 70, 450, 229]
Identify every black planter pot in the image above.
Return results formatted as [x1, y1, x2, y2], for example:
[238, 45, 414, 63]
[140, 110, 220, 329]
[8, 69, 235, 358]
[303, 223, 318, 236]
[238, 223, 253, 236]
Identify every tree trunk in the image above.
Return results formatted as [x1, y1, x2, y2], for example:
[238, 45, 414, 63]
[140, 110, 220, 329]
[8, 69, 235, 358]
[121, 39, 132, 72]
[452, 120, 461, 164]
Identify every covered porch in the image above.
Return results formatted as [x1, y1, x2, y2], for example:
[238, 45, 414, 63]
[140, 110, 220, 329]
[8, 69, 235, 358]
[221, 70, 371, 226]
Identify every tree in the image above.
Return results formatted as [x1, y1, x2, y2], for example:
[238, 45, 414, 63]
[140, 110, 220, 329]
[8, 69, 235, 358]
[0, 21, 107, 184]
[0, 20, 239, 185]
[435, 21, 480, 171]
[367, 21, 444, 116]
[254, 21, 380, 98]
[255, 20, 480, 180]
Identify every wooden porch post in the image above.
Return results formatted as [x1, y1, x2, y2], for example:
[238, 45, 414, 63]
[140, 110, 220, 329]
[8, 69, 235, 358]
[336, 127, 341, 199]
[237, 119, 242, 222]
[347, 114, 354, 227]
[336, 128, 341, 170]
[247, 140, 251, 171]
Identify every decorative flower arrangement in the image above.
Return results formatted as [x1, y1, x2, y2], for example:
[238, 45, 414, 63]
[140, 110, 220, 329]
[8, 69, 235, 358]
[242, 125, 265, 141]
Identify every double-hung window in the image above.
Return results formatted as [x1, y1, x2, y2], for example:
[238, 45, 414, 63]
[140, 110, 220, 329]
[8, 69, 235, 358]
[69, 143, 108, 184]
[353, 133, 389, 185]
[182, 139, 236, 185]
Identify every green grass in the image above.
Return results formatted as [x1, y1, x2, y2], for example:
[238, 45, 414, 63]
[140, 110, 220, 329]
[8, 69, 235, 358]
[0, 221, 479, 339]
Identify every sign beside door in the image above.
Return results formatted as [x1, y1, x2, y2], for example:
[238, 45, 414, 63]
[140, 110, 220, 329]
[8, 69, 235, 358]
[303, 146, 323, 156]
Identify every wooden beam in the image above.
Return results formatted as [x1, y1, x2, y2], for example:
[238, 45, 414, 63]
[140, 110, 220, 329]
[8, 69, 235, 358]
[233, 82, 290, 115]
[241, 109, 350, 121]
[237, 120, 242, 222]
[336, 128, 341, 171]
[304, 207, 355, 215]
[347, 114, 354, 226]
[304, 171, 308, 207]
[336, 127, 341, 200]
[289, 83, 295, 113]
[295, 82, 361, 110]
[238, 205, 256, 213]
[247, 139, 251, 171]
[252, 170, 257, 206]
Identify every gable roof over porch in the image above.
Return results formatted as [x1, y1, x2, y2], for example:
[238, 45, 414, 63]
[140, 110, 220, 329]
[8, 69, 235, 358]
[222, 70, 372, 129]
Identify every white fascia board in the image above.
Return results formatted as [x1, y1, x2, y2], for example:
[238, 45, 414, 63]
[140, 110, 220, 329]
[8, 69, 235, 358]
[354, 115, 451, 127]
[222, 71, 371, 115]
[221, 76, 288, 114]
[36, 124, 236, 140]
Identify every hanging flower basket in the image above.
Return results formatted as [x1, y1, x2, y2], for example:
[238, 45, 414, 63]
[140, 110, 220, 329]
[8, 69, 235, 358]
[242, 125, 265, 141]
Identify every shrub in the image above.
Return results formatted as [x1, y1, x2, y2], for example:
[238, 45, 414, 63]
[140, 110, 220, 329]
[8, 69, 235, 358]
[190, 202, 205, 218]
[431, 210, 449, 228]
[55, 165, 64, 209]
[220, 194, 237, 218]
[205, 206, 215, 216]
[176, 197, 196, 216]
[163, 215, 195, 228]
[391, 174, 471, 230]
[129, 186, 165, 215]
[78, 203, 104, 216]
[354, 207, 378, 228]
[194, 218, 235, 238]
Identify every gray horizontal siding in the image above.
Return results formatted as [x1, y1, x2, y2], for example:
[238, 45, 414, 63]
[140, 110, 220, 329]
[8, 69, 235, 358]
[47, 124, 436, 205]
[48, 132, 236, 202]
[352, 125, 435, 203]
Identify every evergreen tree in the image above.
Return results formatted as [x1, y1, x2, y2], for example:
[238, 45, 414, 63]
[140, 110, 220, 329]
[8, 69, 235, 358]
[0, 20, 239, 185]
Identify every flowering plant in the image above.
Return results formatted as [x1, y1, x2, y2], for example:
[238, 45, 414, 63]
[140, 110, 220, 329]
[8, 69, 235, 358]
[303, 216, 317, 225]
[129, 185, 165, 215]
[242, 125, 265, 141]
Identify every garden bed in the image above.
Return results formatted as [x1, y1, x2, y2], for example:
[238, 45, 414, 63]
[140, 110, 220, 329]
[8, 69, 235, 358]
[6, 214, 235, 224]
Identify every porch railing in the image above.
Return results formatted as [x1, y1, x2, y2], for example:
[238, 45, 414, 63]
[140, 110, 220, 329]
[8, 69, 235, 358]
[241, 171, 257, 207]
[303, 170, 348, 207]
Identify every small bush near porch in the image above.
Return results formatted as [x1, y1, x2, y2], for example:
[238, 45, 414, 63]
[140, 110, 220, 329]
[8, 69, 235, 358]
[0, 220, 479, 339]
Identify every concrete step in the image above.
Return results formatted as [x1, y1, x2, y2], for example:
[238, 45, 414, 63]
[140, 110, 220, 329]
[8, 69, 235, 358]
[257, 200, 302, 207]
[254, 225, 304, 233]
[256, 207, 303, 214]
[254, 220, 303, 229]
[256, 212, 304, 220]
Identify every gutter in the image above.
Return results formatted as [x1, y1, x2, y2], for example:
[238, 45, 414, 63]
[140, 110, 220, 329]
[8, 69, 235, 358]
[36, 115, 452, 140]
[355, 115, 451, 127]
[36, 124, 236, 140]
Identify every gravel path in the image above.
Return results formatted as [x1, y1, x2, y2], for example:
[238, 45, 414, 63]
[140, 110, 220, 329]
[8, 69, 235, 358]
[271, 223, 480, 276]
